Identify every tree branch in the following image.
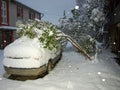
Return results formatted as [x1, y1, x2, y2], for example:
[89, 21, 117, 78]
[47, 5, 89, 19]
[57, 33, 92, 60]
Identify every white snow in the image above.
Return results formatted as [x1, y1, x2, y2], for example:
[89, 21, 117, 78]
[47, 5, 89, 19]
[0, 43, 120, 90]
[0, 26, 17, 30]
[3, 36, 59, 68]
[75, 5, 79, 10]
[90, 8, 105, 22]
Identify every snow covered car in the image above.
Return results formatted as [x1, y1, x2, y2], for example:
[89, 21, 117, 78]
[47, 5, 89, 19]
[3, 36, 62, 76]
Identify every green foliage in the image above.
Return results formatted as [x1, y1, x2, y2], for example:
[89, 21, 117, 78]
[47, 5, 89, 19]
[17, 20, 60, 50]
[39, 22, 60, 50]
[17, 20, 38, 39]
[78, 35, 95, 53]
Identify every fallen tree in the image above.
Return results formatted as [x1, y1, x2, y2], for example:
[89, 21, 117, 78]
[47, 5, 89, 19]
[17, 20, 92, 61]
[57, 32, 92, 60]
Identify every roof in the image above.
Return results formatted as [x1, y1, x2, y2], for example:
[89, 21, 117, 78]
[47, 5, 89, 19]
[13, 0, 41, 14]
[0, 26, 17, 30]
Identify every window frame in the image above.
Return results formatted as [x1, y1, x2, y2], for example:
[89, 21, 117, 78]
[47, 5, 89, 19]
[17, 5, 23, 18]
[1, 0, 7, 24]
[29, 11, 35, 20]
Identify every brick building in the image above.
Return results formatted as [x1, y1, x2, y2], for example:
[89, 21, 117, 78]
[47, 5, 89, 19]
[0, 0, 42, 48]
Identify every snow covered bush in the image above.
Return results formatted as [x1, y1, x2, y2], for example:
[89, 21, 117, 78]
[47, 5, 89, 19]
[59, 0, 105, 53]
[59, 14, 96, 53]
[78, 35, 95, 53]
[17, 20, 60, 50]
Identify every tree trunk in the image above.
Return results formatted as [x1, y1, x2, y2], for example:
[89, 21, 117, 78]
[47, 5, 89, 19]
[58, 34, 92, 60]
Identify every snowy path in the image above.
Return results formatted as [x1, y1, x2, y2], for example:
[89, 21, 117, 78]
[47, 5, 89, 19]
[0, 46, 120, 90]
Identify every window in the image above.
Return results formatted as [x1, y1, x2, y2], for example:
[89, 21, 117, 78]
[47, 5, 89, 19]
[29, 11, 35, 20]
[37, 13, 41, 20]
[1, 0, 7, 24]
[17, 5, 23, 18]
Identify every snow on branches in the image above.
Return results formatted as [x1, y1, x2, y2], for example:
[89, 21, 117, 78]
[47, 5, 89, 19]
[59, 0, 105, 53]
[17, 19, 61, 50]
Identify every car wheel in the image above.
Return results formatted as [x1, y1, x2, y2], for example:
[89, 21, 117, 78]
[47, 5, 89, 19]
[47, 60, 53, 74]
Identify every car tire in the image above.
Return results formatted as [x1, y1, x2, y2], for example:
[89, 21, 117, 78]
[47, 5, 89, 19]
[47, 60, 53, 74]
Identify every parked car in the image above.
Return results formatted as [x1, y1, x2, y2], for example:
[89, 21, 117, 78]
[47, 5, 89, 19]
[3, 20, 62, 77]
[3, 36, 62, 77]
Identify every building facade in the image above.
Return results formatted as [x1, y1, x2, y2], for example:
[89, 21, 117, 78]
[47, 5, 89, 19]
[0, 0, 42, 49]
[105, 0, 120, 52]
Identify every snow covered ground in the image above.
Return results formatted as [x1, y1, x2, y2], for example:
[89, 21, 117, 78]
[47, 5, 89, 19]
[0, 43, 120, 90]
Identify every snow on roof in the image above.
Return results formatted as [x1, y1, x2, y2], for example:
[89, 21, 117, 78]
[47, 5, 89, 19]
[0, 26, 17, 30]
[15, 0, 41, 14]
